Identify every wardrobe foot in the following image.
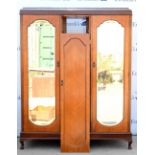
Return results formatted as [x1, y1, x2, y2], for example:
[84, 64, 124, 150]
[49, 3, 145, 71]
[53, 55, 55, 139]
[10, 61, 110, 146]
[128, 140, 132, 150]
[20, 140, 24, 150]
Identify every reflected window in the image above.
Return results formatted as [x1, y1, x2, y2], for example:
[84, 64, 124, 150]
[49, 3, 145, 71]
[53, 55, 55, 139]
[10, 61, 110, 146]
[28, 20, 55, 126]
[97, 20, 124, 126]
[66, 17, 88, 33]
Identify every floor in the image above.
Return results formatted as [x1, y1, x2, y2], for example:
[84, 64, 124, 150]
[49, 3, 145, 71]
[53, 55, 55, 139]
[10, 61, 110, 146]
[17, 136, 136, 155]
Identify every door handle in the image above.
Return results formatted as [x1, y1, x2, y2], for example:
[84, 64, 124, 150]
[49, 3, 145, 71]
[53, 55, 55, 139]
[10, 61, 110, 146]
[92, 62, 96, 68]
[60, 80, 64, 86]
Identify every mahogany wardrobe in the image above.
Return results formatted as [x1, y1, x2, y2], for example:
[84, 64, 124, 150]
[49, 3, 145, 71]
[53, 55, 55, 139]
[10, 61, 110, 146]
[19, 8, 132, 152]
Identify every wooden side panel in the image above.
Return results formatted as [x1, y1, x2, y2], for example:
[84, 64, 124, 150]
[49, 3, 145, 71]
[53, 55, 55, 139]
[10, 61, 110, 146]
[61, 34, 90, 152]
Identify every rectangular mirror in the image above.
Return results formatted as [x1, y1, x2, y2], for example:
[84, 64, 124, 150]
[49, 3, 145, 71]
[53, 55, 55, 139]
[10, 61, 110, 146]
[62, 17, 89, 33]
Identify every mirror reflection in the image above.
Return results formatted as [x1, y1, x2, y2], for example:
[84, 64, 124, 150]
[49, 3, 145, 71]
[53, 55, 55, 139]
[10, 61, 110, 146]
[28, 20, 56, 126]
[97, 20, 124, 126]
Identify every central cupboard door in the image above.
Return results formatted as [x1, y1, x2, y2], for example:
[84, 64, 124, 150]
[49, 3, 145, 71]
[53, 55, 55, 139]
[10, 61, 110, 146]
[60, 34, 90, 152]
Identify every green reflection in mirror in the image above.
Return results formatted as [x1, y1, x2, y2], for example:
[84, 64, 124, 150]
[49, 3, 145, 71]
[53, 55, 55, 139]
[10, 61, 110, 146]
[28, 20, 55, 126]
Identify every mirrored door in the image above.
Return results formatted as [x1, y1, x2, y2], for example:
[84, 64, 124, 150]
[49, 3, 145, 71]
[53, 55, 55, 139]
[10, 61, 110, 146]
[21, 15, 60, 132]
[91, 15, 131, 133]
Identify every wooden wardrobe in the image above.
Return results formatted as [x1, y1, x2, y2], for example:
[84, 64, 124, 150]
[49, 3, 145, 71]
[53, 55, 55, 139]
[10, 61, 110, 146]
[20, 8, 132, 152]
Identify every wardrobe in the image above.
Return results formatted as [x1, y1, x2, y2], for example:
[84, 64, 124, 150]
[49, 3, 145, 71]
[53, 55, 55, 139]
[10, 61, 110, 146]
[20, 8, 132, 152]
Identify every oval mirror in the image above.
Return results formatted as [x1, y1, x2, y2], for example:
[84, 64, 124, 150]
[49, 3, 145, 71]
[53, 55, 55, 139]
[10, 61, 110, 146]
[97, 20, 124, 126]
[28, 20, 56, 126]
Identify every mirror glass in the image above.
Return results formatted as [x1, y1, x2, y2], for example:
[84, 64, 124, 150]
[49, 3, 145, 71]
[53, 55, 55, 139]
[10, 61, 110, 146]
[97, 20, 124, 126]
[66, 18, 87, 33]
[28, 20, 55, 126]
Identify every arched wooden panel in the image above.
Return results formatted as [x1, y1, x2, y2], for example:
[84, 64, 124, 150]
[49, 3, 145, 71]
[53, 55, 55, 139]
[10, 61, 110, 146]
[60, 34, 90, 152]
